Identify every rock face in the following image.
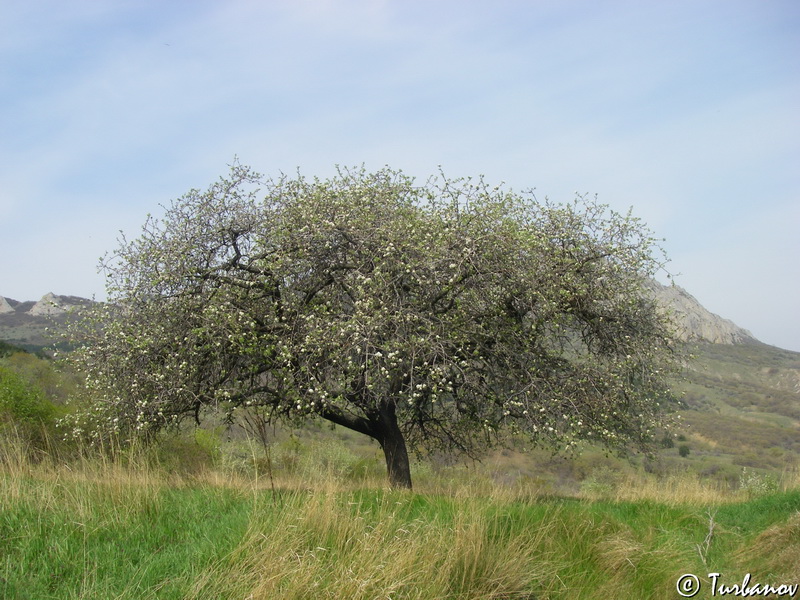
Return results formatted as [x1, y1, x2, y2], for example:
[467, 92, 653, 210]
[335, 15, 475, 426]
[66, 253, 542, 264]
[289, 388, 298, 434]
[28, 292, 69, 316]
[0, 296, 14, 314]
[0, 293, 94, 350]
[648, 281, 756, 345]
[23, 293, 91, 316]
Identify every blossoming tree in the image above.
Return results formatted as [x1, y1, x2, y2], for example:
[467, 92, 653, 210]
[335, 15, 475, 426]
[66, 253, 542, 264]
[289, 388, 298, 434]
[69, 163, 680, 489]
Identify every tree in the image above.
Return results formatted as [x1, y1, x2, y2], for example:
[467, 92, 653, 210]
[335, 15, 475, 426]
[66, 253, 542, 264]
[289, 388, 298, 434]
[67, 163, 681, 489]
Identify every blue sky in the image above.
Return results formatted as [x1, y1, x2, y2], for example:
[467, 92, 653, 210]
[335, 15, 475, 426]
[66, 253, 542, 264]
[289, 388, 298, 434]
[1, 0, 798, 351]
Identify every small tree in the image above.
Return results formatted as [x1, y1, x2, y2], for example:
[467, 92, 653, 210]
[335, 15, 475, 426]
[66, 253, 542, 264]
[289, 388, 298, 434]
[67, 163, 680, 489]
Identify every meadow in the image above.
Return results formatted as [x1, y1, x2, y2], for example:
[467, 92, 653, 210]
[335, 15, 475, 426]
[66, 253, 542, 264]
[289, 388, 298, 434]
[2, 428, 798, 600]
[2, 340, 799, 598]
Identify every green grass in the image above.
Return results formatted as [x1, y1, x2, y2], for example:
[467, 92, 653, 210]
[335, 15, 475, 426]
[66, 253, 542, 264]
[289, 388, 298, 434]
[0, 474, 251, 599]
[1, 340, 799, 598]
[2, 446, 799, 600]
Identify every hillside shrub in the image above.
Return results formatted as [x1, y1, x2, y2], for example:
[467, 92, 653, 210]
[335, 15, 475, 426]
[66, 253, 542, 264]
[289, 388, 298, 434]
[3, 351, 81, 404]
[0, 340, 27, 358]
[0, 365, 59, 455]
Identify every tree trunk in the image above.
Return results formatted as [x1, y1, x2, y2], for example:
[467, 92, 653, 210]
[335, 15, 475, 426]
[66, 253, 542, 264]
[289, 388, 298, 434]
[320, 399, 412, 489]
[376, 401, 413, 490]
[379, 422, 413, 490]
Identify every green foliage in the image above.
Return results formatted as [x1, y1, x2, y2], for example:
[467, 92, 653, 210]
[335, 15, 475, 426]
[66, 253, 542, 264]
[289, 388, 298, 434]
[0, 364, 60, 452]
[0, 340, 28, 358]
[0, 366, 49, 422]
[678, 444, 691, 457]
[193, 426, 223, 462]
[3, 350, 80, 403]
[66, 163, 682, 488]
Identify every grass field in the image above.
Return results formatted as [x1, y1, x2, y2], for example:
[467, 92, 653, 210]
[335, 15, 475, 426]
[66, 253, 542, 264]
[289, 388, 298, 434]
[2, 340, 799, 598]
[2, 433, 798, 600]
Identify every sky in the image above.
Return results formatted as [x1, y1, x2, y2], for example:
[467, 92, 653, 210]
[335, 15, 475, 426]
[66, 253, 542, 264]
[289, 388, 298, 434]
[1, 0, 798, 351]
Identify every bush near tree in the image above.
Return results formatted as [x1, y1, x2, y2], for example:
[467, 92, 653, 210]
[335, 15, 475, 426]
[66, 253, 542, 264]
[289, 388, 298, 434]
[66, 164, 681, 488]
[0, 364, 59, 453]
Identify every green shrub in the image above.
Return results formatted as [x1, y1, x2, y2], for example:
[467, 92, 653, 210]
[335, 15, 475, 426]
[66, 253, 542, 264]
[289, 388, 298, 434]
[0, 340, 28, 358]
[193, 427, 223, 462]
[0, 365, 59, 453]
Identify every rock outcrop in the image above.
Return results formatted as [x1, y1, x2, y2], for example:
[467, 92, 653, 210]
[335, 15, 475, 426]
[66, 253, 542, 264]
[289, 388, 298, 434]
[0, 296, 14, 314]
[648, 280, 755, 345]
[28, 292, 70, 316]
[23, 293, 92, 316]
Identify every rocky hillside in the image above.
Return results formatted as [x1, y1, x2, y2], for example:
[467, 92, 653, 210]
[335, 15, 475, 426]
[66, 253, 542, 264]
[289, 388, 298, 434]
[647, 280, 756, 344]
[0, 293, 93, 351]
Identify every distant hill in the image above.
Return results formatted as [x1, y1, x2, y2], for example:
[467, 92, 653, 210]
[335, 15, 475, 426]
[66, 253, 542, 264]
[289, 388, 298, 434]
[672, 341, 800, 476]
[647, 280, 756, 345]
[0, 293, 93, 352]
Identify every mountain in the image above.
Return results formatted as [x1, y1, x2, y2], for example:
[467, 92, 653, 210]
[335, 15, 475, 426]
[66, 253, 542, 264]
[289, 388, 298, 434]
[0, 296, 15, 314]
[27, 292, 91, 316]
[647, 280, 756, 345]
[0, 293, 93, 351]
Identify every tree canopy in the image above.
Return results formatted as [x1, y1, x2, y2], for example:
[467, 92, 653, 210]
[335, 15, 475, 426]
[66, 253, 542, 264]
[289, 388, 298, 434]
[67, 163, 681, 488]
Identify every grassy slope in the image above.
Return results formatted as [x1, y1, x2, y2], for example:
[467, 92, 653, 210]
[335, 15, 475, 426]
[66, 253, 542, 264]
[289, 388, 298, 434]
[675, 342, 800, 474]
[465, 341, 800, 491]
[0, 316, 54, 353]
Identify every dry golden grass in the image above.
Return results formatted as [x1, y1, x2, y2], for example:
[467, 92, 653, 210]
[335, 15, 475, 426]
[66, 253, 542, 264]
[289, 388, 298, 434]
[608, 472, 732, 505]
[732, 510, 800, 577]
[187, 483, 561, 600]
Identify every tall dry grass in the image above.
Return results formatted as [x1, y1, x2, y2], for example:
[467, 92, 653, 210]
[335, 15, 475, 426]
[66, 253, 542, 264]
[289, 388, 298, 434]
[607, 472, 732, 505]
[3, 431, 799, 599]
[188, 482, 561, 600]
